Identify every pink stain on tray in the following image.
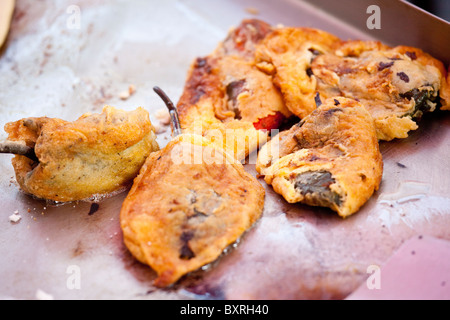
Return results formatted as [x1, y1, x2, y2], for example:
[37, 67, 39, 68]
[346, 235, 450, 300]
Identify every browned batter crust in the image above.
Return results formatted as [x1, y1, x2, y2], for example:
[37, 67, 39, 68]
[312, 41, 449, 140]
[254, 26, 341, 119]
[255, 26, 449, 140]
[177, 19, 291, 161]
[120, 134, 265, 287]
[5, 106, 159, 202]
[256, 97, 383, 218]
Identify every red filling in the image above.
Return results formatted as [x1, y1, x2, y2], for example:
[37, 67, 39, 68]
[253, 112, 286, 131]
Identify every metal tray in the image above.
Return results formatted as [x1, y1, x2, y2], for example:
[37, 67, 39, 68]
[0, 0, 449, 300]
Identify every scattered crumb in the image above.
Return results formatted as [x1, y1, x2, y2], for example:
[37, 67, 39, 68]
[119, 91, 130, 100]
[245, 7, 260, 15]
[154, 108, 171, 126]
[396, 162, 407, 168]
[128, 84, 136, 95]
[9, 212, 22, 223]
[35, 289, 54, 300]
[119, 84, 137, 100]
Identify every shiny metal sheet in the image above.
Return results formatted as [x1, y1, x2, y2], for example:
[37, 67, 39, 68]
[0, 0, 449, 300]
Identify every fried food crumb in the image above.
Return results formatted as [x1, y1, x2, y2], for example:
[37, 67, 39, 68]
[246, 7, 260, 15]
[119, 84, 137, 100]
[9, 211, 21, 223]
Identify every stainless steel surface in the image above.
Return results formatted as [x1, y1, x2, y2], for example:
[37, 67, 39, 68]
[304, 0, 450, 65]
[0, 0, 449, 300]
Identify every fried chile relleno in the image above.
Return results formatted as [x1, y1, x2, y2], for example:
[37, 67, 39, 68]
[254, 26, 450, 141]
[254, 27, 341, 119]
[4, 106, 159, 202]
[311, 42, 448, 140]
[177, 19, 292, 161]
[256, 97, 383, 218]
[120, 133, 265, 287]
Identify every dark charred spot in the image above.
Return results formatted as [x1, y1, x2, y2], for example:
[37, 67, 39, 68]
[308, 48, 322, 57]
[23, 119, 39, 132]
[183, 57, 214, 105]
[293, 171, 342, 207]
[314, 92, 322, 107]
[405, 51, 417, 60]
[333, 99, 340, 106]
[191, 208, 208, 218]
[223, 19, 272, 56]
[226, 79, 247, 120]
[336, 66, 354, 75]
[88, 203, 100, 216]
[324, 107, 343, 118]
[296, 119, 306, 128]
[397, 72, 410, 83]
[188, 190, 197, 204]
[306, 67, 314, 77]
[309, 154, 322, 162]
[397, 162, 407, 168]
[226, 80, 246, 102]
[378, 61, 394, 71]
[278, 115, 301, 132]
[195, 57, 207, 68]
[179, 231, 195, 260]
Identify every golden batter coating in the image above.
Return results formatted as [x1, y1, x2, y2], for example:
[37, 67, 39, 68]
[256, 97, 383, 218]
[177, 19, 291, 161]
[4, 106, 159, 202]
[120, 133, 265, 287]
[254, 26, 341, 119]
[438, 64, 450, 111]
[255, 26, 449, 140]
[311, 41, 449, 140]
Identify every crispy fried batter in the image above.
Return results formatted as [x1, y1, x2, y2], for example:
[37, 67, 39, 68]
[4, 106, 159, 202]
[254, 27, 341, 119]
[120, 133, 265, 287]
[177, 19, 291, 161]
[256, 97, 383, 218]
[312, 41, 448, 140]
[255, 25, 449, 140]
